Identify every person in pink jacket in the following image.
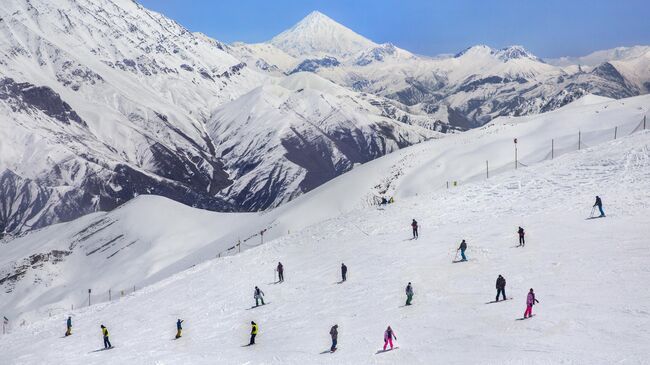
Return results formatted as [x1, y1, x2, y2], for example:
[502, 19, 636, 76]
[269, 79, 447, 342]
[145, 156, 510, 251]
[524, 288, 540, 318]
[383, 326, 397, 351]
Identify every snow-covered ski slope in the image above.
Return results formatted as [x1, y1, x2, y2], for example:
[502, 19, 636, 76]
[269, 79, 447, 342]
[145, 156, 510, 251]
[1, 94, 649, 364]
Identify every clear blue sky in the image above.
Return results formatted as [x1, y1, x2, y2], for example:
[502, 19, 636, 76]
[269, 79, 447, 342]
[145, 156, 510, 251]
[139, 0, 649, 58]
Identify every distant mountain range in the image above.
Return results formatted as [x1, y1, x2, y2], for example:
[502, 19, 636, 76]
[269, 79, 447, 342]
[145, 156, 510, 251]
[0, 3, 648, 235]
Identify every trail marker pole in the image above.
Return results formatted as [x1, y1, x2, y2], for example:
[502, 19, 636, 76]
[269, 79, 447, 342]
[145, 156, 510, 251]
[578, 131, 581, 150]
[551, 139, 554, 160]
[88, 289, 91, 306]
[614, 126, 617, 140]
[109, 289, 111, 301]
[514, 138, 518, 169]
[486, 160, 489, 179]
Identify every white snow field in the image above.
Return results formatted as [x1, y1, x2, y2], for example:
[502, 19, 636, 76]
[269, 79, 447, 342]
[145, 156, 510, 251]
[1, 95, 649, 364]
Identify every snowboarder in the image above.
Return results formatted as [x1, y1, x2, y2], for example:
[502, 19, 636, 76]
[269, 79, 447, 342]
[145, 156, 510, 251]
[495, 275, 506, 302]
[175, 319, 183, 339]
[254, 286, 265, 306]
[411, 219, 418, 239]
[329, 324, 338, 352]
[383, 326, 397, 351]
[389, 197, 394, 204]
[65, 316, 72, 337]
[249, 321, 258, 345]
[341, 263, 347, 282]
[100, 325, 112, 349]
[593, 196, 605, 217]
[381, 197, 388, 206]
[405, 282, 414, 306]
[457, 239, 468, 261]
[277, 262, 284, 283]
[523, 288, 540, 318]
[517, 227, 525, 247]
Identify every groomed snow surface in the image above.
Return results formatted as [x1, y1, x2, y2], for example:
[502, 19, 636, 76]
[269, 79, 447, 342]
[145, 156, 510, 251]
[1, 99, 650, 364]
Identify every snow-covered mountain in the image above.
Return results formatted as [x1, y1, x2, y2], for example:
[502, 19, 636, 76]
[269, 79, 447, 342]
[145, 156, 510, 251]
[269, 11, 377, 60]
[0, 93, 648, 364]
[206, 72, 439, 210]
[232, 14, 649, 130]
[0, 2, 439, 233]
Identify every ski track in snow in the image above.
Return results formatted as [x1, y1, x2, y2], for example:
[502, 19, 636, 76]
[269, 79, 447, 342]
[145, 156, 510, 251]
[1, 129, 649, 364]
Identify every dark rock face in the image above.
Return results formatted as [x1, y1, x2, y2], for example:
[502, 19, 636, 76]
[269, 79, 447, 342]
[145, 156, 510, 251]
[289, 57, 340, 74]
[0, 78, 86, 126]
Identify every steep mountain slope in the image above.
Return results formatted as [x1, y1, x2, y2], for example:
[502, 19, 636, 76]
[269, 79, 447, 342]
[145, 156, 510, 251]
[1, 103, 648, 364]
[2, 93, 647, 325]
[232, 13, 649, 130]
[1, 2, 443, 234]
[0, 0, 267, 234]
[206, 72, 440, 210]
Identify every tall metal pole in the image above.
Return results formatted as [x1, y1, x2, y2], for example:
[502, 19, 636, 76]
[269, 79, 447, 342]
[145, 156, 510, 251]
[614, 126, 617, 140]
[486, 160, 489, 179]
[88, 289, 91, 306]
[578, 131, 581, 150]
[551, 139, 554, 160]
[514, 138, 518, 169]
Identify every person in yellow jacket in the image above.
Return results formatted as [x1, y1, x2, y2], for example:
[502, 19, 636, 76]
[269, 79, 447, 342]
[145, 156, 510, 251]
[100, 325, 112, 349]
[249, 321, 258, 345]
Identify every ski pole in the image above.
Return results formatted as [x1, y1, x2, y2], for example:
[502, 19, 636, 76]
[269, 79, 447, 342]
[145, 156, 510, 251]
[589, 206, 595, 218]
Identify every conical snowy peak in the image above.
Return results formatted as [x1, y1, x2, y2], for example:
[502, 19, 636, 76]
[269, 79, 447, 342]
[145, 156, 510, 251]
[269, 11, 377, 59]
[496, 45, 541, 62]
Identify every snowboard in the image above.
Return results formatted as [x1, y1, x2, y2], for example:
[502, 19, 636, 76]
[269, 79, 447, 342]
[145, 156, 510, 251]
[376, 346, 399, 354]
[516, 314, 536, 320]
[247, 302, 271, 310]
[485, 297, 513, 304]
[90, 346, 115, 353]
[452, 259, 469, 263]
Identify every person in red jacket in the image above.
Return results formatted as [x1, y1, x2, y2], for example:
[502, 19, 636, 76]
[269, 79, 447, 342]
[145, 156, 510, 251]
[383, 326, 397, 351]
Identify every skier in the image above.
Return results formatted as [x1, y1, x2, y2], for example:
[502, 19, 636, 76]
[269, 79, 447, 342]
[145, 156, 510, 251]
[593, 196, 605, 217]
[65, 316, 72, 337]
[411, 219, 418, 239]
[100, 325, 112, 349]
[523, 288, 540, 318]
[405, 282, 414, 306]
[457, 239, 468, 261]
[254, 286, 265, 306]
[329, 324, 338, 352]
[389, 197, 394, 204]
[495, 275, 506, 302]
[341, 263, 347, 282]
[277, 262, 284, 283]
[383, 326, 397, 351]
[175, 318, 183, 339]
[380, 197, 388, 206]
[517, 227, 525, 247]
[249, 321, 258, 345]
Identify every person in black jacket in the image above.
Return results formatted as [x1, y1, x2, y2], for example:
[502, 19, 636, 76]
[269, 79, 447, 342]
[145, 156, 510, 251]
[496, 275, 506, 302]
[593, 196, 605, 217]
[277, 262, 284, 283]
[411, 219, 418, 239]
[517, 227, 525, 247]
[329, 324, 338, 352]
[458, 240, 468, 261]
[341, 263, 347, 282]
